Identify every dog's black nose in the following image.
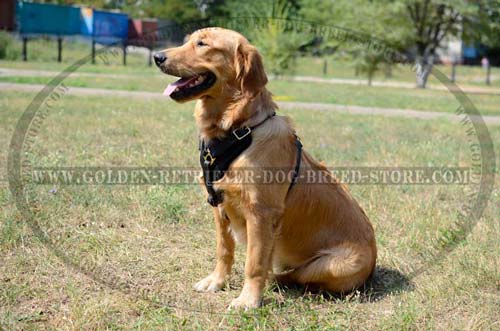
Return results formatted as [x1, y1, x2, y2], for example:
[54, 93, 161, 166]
[154, 52, 167, 67]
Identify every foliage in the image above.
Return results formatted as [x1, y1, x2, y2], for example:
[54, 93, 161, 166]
[297, 0, 344, 56]
[0, 31, 20, 60]
[224, 0, 305, 76]
[463, 0, 500, 49]
[300, 0, 500, 88]
[398, 1, 466, 87]
[22, 0, 500, 82]
[300, 0, 401, 85]
[138, 0, 202, 23]
[352, 48, 386, 86]
[252, 20, 305, 76]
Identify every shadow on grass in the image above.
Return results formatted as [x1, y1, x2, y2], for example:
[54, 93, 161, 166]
[358, 266, 414, 302]
[273, 266, 413, 304]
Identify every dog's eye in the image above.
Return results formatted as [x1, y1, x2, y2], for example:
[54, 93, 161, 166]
[196, 40, 207, 47]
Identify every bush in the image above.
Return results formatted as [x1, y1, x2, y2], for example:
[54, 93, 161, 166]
[0, 31, 21, 60]
[252, 21, 304, 76]
[351, 46, 386, 86]
[223, 0, 305, 76]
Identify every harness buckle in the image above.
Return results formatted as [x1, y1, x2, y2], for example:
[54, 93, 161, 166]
[203, 148, 216, 166]
[233, 127, 251, 140]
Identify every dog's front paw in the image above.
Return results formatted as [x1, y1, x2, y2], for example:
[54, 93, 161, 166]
[228, 293, 261, 310]
[193, 274, 224, 293]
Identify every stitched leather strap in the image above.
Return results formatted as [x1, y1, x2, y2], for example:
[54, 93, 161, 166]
[200, 112, 276, 207]
[288, 136, 302, 191]
[199, 112, 303, 207]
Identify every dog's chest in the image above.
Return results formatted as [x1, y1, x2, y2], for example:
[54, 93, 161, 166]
[218, 204, 247, 244]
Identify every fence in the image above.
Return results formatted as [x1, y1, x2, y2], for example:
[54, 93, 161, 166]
[14, 1, 177, 65]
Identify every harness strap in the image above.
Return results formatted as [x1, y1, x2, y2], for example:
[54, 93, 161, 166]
[200, 112, 302, 207]
[249, 112, 276, 130]
[200, 112, 276, 207]
[288, 136, 302, 192]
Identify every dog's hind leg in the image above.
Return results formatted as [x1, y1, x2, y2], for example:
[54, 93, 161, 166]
[275, 244, 375, 293]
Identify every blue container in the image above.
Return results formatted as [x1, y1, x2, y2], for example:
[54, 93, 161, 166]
[93, 10, 129, 44]
[462, 45, 478, 59]
[17, 1, 80, 35]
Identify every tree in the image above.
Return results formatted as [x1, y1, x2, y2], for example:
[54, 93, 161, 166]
[300, 0, 500, 88]
[299, 0, 350, 56]
[131, 0, 202, 23]
[352, 48, 386, 86]
[401, 0, 464, 88]
[463, 0, 500, 54]
[223, 0, 305, 76]
[301, 0, 400, 85]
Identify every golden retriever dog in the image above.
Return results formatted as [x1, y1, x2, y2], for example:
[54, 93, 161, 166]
[154, 28, 376, 309]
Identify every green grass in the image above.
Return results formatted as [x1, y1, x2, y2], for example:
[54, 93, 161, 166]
[0, 89, 499, 330]
[0, 57, 157, 75]
[294, 56, 500, 88]
[1, 37, 152, 68]
[0, 74, 166, 92]
[2, 45, 499, 88]
[1, 66, 499, 116]
[269, 80, 500, 116]
[1, 37, 499, 88]
[1, 31, 498, 89]
[1, 39, 499, 119]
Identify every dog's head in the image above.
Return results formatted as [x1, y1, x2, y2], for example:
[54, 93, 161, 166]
[154, 28, 267, 102]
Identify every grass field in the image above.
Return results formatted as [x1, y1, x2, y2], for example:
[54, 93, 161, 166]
[2, 38, 500, 87]
[1, 37, 151, 68]
[293, 56, 500, 88]
[1, 61, 500, 117]
[1, 73, 499, 330]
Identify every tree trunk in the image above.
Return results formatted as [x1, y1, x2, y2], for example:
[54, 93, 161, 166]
[415, 54, 434, 88]
[384, 63, 393, 78]
[451, 61, 456, 83]
[486, 64, 491, 85]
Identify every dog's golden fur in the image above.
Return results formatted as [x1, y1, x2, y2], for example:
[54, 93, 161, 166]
[157, 28, 377, 309]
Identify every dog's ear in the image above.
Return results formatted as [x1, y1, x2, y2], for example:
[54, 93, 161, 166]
[235, 42, 268, 97]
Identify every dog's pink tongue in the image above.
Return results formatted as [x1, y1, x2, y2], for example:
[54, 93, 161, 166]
[163, 84, 178, 96]
[163, 76, 197, 96]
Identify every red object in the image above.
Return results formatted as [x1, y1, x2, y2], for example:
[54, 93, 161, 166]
[0, 0, 15, 31]
[128, 18, 157, 47]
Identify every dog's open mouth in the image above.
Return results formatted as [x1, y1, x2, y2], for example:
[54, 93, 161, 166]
[163, 72, 216, 100]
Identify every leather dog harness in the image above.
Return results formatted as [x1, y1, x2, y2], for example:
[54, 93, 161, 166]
[199, 112, 303, 207]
